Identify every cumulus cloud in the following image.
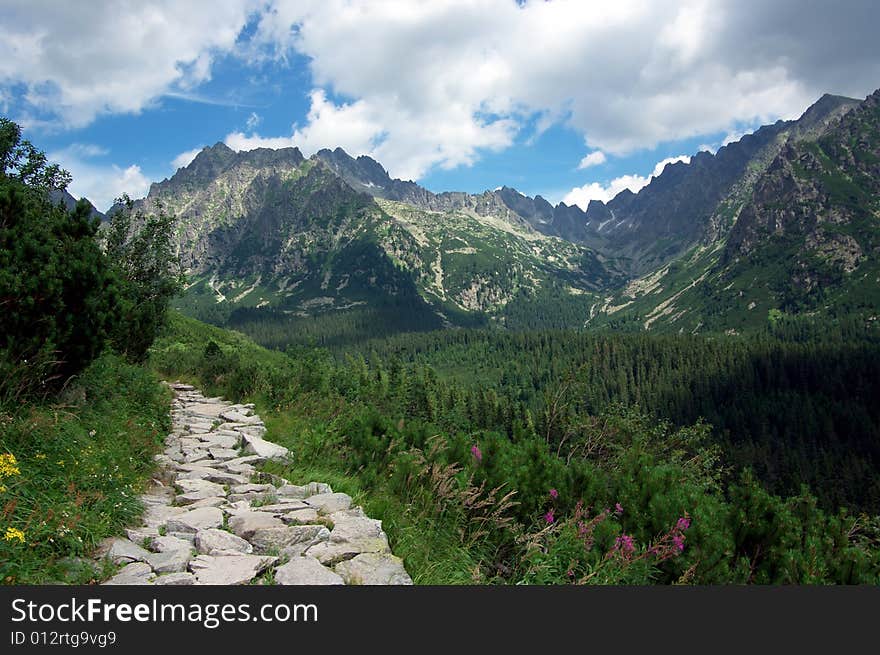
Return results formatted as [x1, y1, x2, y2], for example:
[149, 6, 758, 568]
[563, 155, 691, 209]
[0, 0, 258, 127]
[172, 147, 203, 170]
[578, 151, 607, 169]
[225, 88, 515, 180]
[49, 144, 152, 211]
[3, 0, 879, 182]
[245, 0, 879, 178]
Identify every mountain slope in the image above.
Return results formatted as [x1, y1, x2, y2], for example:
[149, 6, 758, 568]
[134, 143, 617, 339]
[590, 89, 880, 333]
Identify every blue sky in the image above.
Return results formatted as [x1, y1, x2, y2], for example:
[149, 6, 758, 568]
[2, 1, 878, 212]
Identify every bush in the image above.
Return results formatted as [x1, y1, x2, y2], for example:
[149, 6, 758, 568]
[1, 119, 118, 399]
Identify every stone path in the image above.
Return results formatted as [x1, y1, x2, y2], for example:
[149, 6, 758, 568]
[97, 382, 412, 585]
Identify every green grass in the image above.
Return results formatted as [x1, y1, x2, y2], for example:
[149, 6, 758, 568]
[0, 353, 170, 584]
[148, 311, 488, 584]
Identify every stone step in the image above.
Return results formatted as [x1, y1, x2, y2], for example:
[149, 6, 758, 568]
[97, 381, 413, 586]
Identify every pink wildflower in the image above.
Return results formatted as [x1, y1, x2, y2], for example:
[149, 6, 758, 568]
[471, 445, 482, 463]
[549, 488, 559, 499]
[544, 509, 555, 524]
[676, 516, 691, 531]
[614, 502, 624, 515]
[615, 534, 635, 554]
[672, 535, 685, 552]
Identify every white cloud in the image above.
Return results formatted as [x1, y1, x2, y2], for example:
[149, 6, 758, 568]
[226, 88, 515, 180]
[651, 155, 691, 177]
[242, 0, 879, 178]
[245, 111, 261, 131]
[4, 0, 879, 182]
[578, 151, 607, 169]
[49, 145, 152, 212]
[172, 147, 202, 170]
[563, 154, 691, 210]
[0, 0, 258, 127]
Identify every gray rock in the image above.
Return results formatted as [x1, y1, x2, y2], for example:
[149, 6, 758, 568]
[185, 403, 227, 417]
[165, 507, 224, 533]
[249, 501, 311, 514]
[125, 527, 159, 544]
[167, 531, 196, 544]
[249, 525, 330, 555]
[304, 492, 352, 515]
[195, 528, 253, 555]
[227, 512, 285, 539]
[106, 538, 152, 564]
[220, 455, 264, 468]
[153, 572, 197, 585]
[231, 483, 276, 494]
[181, 496, 227, 509]
[220, 410, 261, 424]
[177, 467, 220, 481]
[146, 548, 192, 574]
[281, 509, 321, 525]
[334, 553, 413, 585]
[198, 434, 239, 449]
[189, 554, 277, 585]
[241, 434, 289, 460]
[274, 557, 344, 586]
[151, 535, 193, 553]
[207, 447, 240, 460]
[142, 504, 187, 528]
[177, 461, 224, 472]
[103, 562, 154, 585]
[175, 478, 226, 496]
[204, 471, 251, 486]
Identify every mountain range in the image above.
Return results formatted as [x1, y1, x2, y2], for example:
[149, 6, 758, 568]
[103, 87, 879, 342]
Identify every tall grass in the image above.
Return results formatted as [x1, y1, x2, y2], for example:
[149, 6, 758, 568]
[0, 353, 169, 584]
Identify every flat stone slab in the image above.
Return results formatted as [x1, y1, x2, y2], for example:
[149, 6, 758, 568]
[241, 434, 289, 460]
[208, 447, 241, 460]
[103, 562, 154, 585]
[275, 557, 344, 586]
[305, 492, 352, 515]
[204, 470, 251, 486]
[186, 403, 227, 417]
[154, 572, 196, 585]
[126, 527, 159, 544]
[152, 535, 193, 553]
[227, 512, 285, 539]
[106, 538, 152, 564]
[146, 548, 192, 574]
[142, 504, 187, 528]
[189, 554, 277, 585]
[175, 478, 226, 496]
[281, 509, 321, 525]
[335, 553, 413, 585]
[195, 528, 253, 555]
[165, 507, 224, 533]
[220, 410, 261, 424]
[249, 525, 330, 555]
[198, 434, 239, 449]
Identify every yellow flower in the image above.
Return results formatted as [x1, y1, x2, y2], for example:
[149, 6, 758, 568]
[4, 527, 25, 544]
[0, 484, 6, 493]
[35, 453, 46, 460]
[0, 453, 20, 477]
[57, 460, 65, 467]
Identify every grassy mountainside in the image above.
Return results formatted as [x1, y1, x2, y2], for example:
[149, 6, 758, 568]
[590, 90, 880, 333]
[147, 311, 880, 584]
